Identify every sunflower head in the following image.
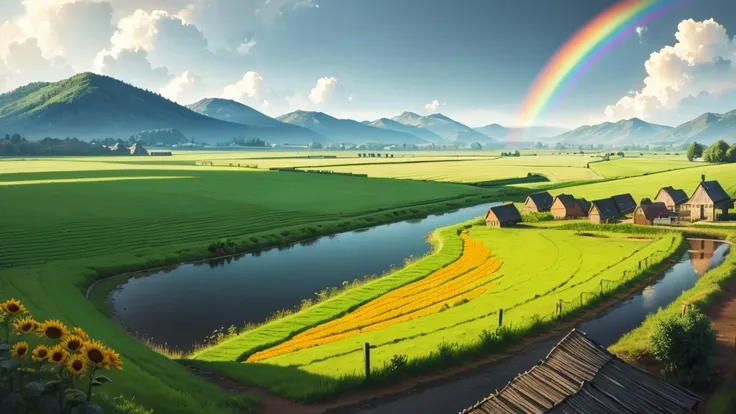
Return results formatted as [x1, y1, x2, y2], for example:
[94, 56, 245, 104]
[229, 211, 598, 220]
[37, 320, 69, 340]
[31, 345, 50, 362]
[48, 346, 68, 364]
[61, 335, 84, 353]
[11, 342, 29, 359]
[1, 299, 26, 316]
[72, 327, 90, 342]
[104, 348, 123, 371]
[66, 355, 87, 376]
[13, 316, 38, 335]
[83, 340, 109, 366]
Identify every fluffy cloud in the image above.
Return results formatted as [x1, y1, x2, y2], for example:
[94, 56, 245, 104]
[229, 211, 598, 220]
[605, 19, 736, 124]
[223, 71, 264, 103]
[2, 38, 73, 89]
[237, 39, 256, 55]
[95, 48, 169, 90]
[159, 71, 208, 104]
[309, 76, 337, 104]
[424, 99, 444, 112]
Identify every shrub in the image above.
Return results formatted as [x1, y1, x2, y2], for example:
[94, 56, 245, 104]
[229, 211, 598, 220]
[436, 341, 457, 360]
[387, 354, 408, 374]
[650, 308, 716, 384]
[207, 238, 236, 254]
[521, 212, 555, 223]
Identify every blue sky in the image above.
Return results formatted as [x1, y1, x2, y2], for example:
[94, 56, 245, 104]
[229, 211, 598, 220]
[1, 0, 736, 128]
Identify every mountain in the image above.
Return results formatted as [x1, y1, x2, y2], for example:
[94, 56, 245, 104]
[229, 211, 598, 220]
[655, 110, 736, 145]
[552, 118, 672, 145]
[391, 112, 493, 142]
[368, 118, 442, 142]
[186, 98, 282, 127]
[474, 124, 569, 141]
[277, 110, 426, 145]
[0, 73, 327, 144]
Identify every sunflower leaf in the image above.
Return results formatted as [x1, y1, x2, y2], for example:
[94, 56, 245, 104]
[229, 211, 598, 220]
[0, 344, 10, 352]
[18, 367, 36, 373]
[93, 375, 112, 384]
[0, 359, 19, 370]
[64, 388, 87, 402]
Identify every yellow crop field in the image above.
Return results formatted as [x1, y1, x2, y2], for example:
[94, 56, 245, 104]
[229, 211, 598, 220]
[247, 233, 500, 362]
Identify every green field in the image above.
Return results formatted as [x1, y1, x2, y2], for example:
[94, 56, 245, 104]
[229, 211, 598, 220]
[589, 157, 698, 179]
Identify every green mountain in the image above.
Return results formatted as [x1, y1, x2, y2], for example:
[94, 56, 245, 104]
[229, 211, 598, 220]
[655, 110, 736, 145]
[391, 112, 493, 142]
[277, 110, 427, 145]
[367, 118, 442, 142]
[0, 73, 327, 144]
[553, 118, 672, 145]
[186, 98, 283, 128]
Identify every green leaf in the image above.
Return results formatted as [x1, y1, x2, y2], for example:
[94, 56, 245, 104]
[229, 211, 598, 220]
[70, 403, 103, 414]
[64, 388, 87, 402]
[93, 375, 111, 384]
[18, 367, 36, 373]
[0, 344, 11, 352]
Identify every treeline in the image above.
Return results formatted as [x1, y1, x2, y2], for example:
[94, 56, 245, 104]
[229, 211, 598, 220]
[687, 140, 736, 163]
[0, 133, 114, 156]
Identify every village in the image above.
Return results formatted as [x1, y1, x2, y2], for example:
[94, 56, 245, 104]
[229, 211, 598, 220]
[485, 174, 735, 228]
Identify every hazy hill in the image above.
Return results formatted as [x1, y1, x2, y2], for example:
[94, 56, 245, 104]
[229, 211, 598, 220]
[475, 124, 569, 140]
[391, 112, 493, 142]
[368, 118, 442, 142]
[0, 73, 326, 144]
[656, 110, 736, 145]
[186, 98, 283, 128]
[553, 118, 672, 145]
[277, 110, 426, 145]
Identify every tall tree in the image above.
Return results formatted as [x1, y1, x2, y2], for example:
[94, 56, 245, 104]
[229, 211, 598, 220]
[686, 142, 704, 161]
[703, 140, 730, 163]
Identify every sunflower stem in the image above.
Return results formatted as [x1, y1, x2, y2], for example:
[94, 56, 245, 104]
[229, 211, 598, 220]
[87, 366, 96, 402]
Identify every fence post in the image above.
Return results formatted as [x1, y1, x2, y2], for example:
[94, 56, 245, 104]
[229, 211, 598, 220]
[498, 309, 504, 326]
[580, 292, 584, 307]
[638, 260, 641, 270]
[600, 279, 603, 296]
[364, 342, 371, 381]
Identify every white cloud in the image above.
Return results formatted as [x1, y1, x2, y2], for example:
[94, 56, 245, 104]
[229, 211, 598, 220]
[158, 71, 208, 103]
[424, 99, 444, 112]
[348, 94, 353, 103]
[262, 99, 269, 108]
[309, 76, 337, 104]
[636, 26, 648, 44]
[604, 18, 736, 124]
[237, 38, 256, 55]
[1, 38, 73, 90]
[223, 71, 264, 102]
[95, 48, 169, 90]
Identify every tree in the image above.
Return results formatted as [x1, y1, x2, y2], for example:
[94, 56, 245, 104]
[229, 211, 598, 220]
[725, 143, 736, 163]
[685, 142, 704, 161]
[10, 133, 22, 144]
[513, 150, 520, 157]
[470, 142, 482, 150]
[309, 142, 323, 149]
[703, 140, 730, 163]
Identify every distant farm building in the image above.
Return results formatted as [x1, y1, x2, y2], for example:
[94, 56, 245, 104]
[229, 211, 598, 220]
[612, 193, 637, 215]
[522, 191, 553, 214]
[589, 198, 619, 224]
[634, 200, 671, 226]
[129, 143, 148, 156]
[655, 186, 689, 212]
[461, 329, 701, 414]
[485, 204, 522, 228]
[150, 151, 172, 156]
[684, 177, 734, 222]
[575, 198, 591, 217]
[551, 194, 585, 219]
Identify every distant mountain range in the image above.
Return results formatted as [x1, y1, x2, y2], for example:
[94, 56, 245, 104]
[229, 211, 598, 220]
[552, 118, 672, 145]
[277, 110, 426, 145]
[654, 110, 736, 145]
[186, 98, 283, 128]
[390, 112, 494, 143]
[366, 118, 442, 142]
[474, 124, 570, 140]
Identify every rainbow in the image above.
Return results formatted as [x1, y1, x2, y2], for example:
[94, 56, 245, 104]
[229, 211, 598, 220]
[516, 0, 685, 130]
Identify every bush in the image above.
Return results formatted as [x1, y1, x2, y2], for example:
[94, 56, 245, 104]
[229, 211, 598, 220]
[650, 308, 716, 384]
[521, 212, 555, 223]
[207, 238, 236, 254]
[387, 354, 408, 374]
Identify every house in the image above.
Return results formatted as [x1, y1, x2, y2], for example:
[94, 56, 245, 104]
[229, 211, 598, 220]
[655, 186, 689, 212]
[461, 329, 701, 414]
[521, 191, 554, 214]
[550, 194, 585, 219]
[634, 200, 671, 226]
[612, 193, 637, 215]
[129, 143, 148, 156]
[150, 151, 172, 156]
[575, 197, 591, 217]
[485, 204, 522, 228]
[685, 176, 734, 222]
[589, 198, 619, 224]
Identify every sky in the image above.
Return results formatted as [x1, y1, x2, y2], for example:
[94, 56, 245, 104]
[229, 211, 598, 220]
[1, 0, 736, 128]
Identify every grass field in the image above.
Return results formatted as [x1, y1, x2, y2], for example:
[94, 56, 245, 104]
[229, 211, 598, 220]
[193, 222, 681, 400]
[589, 157, 699, 179]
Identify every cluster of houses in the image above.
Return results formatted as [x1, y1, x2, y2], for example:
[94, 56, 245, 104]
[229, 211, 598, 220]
[485, 175, 734, 228]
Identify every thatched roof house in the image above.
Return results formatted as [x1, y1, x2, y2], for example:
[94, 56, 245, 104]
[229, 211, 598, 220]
[656, 186, 689, 212]
[129, 143, 149, 156]
[685, 177, 734, 222]
[461, 329, 701, 414]
[589, 198, 619, 224]
[109, 142, 129, 153]
[485, 204, 522, 228]
[551, 194, 585, 219]
[522, 192, 554, 214]
[634, 201, 670, 226]
[612, 193, 637, 215]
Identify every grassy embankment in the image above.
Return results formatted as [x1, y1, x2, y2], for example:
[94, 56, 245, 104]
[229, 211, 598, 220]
[0, 166, 500, 413]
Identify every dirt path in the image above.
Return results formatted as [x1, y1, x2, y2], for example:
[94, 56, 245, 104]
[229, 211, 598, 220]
[702, 282, 736, 412]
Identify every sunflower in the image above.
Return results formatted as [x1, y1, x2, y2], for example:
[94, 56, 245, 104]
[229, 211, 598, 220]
[1, 299, 26, 316]
[12, 316, 38, 335]
[83, 340, 109, 366]
[37, 320, 69, 340]
[66, 355, 87, 376]
[31, 345, 50, 362]
[72, 327, 90, 342]
[61, 335, 84, 353]
[11, 341, 29, 359]
[48, 346, 68, 364]
[104, 348, 123, 371]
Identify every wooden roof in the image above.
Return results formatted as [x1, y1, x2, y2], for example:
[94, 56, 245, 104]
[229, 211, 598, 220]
[526, 192, 554, 211]
[486, 204, 522, 223]
[612, 194, 637, 214]
[554, 194, 579, 210]
[461, 329, 701, 414]
[693, 181, 732, 204]
[575, 198, 591, 215]
[637, 202, 670, 221]
[591, 198, 619, 220]
[659, 186, 689, 205]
